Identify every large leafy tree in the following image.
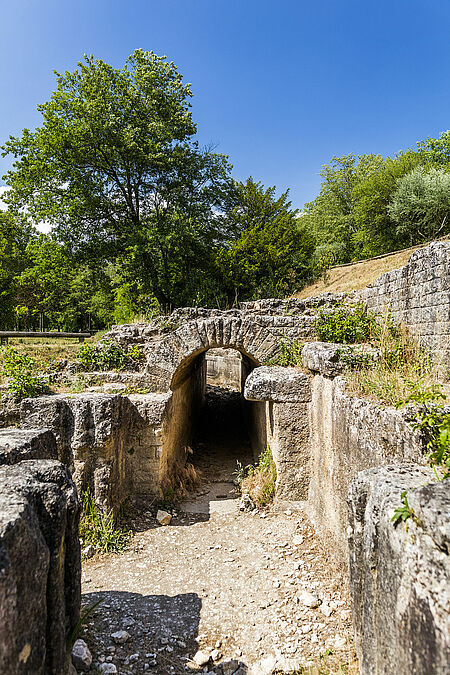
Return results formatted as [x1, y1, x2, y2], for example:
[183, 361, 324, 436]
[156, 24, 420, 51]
[388, 166, 450, 244]
[1, 50, 231, 306]
[352, 151, 420, 257]
[301, 154, 385, 265]
[217, 178, 315, 302]
[0, 212, 31, 328]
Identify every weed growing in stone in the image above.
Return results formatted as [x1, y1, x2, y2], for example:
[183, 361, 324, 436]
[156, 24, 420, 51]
[265, 338, 304, 367]
[79, 490, 131, 556]
[391, 491, 415, 524]
[241, 445, 277, 508]
[0, 346, 49, 400]
[397, 381, 450, 480]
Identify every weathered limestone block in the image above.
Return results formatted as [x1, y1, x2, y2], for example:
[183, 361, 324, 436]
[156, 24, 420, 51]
[19, 392, 173, 511]
[348, 465, 450, 675]
[244, 366, 311, 403]
[0, 428, 57, 465]
[308, 375, 425, 559]
[0, 460, 81, 675]
[301, 341, 378, 377]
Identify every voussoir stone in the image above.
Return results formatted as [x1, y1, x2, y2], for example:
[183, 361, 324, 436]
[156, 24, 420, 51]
[244, 367, 311, 402]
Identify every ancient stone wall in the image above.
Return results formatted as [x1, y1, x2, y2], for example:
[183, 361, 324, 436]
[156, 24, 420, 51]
[360, 241, 450, 368]
[0, 445, 80, 675]
[244, 367, 312, 500]
[206, 348, 242, 389]
[348, 465, 450, 675]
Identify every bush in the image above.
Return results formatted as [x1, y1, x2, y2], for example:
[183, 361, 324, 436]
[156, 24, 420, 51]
[315, 302, 378, 344]
[240, 445, 277, 508]
[264, 338, 304, 367]
[397, 382, 450, 480]
[0, 346, 48, 400]
[79, 489, 131, 556]
[77, 341, 140, 371]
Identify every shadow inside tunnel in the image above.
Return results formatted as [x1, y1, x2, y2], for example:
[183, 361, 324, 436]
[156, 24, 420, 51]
[80, 589, 249, 673]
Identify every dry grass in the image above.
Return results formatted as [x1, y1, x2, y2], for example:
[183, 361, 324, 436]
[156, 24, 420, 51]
[344, 320, 446, 406]
[294, 238, 450, 299]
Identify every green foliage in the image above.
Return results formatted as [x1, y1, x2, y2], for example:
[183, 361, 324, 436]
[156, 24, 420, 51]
[396, 382, 450, 480]
[388, 166, 450, 244]
[315, 303, 378, 344]
[241, 445, 277, 508]
[391, 491, 414, 524]
[216, 178, 315, 302]
[0, 346, 48, 400]
[79, 489, 131, 555]
[77, 341, 140, 371]
[265, 338, 304, 367]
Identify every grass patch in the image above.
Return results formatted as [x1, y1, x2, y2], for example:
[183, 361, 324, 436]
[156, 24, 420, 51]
[79, 489, 132, 557]
[344, 318, 443, 406]
[239, 445, 277, 508]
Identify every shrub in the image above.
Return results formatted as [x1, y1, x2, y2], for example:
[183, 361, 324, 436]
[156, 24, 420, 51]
[397, 382, 450, 480]
[240, 445, 277, 508]
[79, 489, 131, 556]
[77, 341, 140, 371]
[315, 302, 378, 344]
[265, 338, 304, 367]
[0, 346, 48, 400]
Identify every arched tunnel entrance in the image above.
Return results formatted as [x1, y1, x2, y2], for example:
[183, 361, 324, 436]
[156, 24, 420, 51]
[160, 347, 268, 514]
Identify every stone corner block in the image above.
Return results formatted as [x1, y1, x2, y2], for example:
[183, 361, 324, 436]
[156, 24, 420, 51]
[243, 366, 311, 402]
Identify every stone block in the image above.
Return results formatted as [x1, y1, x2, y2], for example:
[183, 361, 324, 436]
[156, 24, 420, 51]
[0, 460, 80, 675]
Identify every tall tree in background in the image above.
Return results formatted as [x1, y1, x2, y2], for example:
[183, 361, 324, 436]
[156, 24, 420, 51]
[388, 166, 450, 244]
[217, 178, 315, 302]
[1, 50, 231, 307]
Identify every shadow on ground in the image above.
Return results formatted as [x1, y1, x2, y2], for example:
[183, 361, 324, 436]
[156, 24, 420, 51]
[81, 590, 249, 674]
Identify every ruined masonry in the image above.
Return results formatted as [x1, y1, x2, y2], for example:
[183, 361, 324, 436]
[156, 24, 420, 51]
[0, 241, 449, 674]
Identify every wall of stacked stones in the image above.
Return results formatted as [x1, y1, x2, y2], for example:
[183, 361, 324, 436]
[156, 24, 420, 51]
[360, 241, 450, 368]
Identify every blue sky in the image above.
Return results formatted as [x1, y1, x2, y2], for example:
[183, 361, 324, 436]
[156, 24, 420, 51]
[1, 0, 449, 209]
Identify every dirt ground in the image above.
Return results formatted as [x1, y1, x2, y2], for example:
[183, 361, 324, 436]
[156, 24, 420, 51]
[80, 389, 357, 675]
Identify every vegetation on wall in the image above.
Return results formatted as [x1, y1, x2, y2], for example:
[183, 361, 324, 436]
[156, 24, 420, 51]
[0, 50, 449, 329]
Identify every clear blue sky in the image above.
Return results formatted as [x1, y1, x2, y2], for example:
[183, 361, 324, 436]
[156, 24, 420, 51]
[1, 0, 449, 209]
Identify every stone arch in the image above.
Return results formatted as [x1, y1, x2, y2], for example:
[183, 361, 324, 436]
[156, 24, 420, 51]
[145, 316, 280, 391]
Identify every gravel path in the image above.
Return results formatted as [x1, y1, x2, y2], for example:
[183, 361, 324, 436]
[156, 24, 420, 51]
[81, 504, 356, 674]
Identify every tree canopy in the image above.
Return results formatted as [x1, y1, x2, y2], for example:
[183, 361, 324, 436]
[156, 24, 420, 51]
[1, 50, 449, 329]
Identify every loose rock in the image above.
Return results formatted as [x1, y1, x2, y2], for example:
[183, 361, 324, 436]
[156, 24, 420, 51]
[71, 639, 92, 672]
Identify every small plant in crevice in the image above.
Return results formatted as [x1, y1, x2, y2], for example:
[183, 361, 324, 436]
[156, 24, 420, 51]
[0, 345, 49, 400]
[240, 445, 277, 508]
[396, 381, 450, 480]
[79, 489, 131, 556]
[66, 598, 104, 653]
[264, 338, 304, 367]
[391, 491, 415, 524]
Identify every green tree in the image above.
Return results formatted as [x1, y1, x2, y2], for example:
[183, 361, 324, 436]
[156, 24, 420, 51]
[352, 151, 420, 256]
[217, 178, 315, 302]
[388, 166, 450, 244]
[14, 235, 75, 329]
[302, 154, 384, 265]
[417, 130, 450, 167]
[2, 50, 231, 307]
[0, 212, 30, 328]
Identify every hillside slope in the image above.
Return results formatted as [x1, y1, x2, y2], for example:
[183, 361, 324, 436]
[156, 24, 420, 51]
[294, 237, 450, 298]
